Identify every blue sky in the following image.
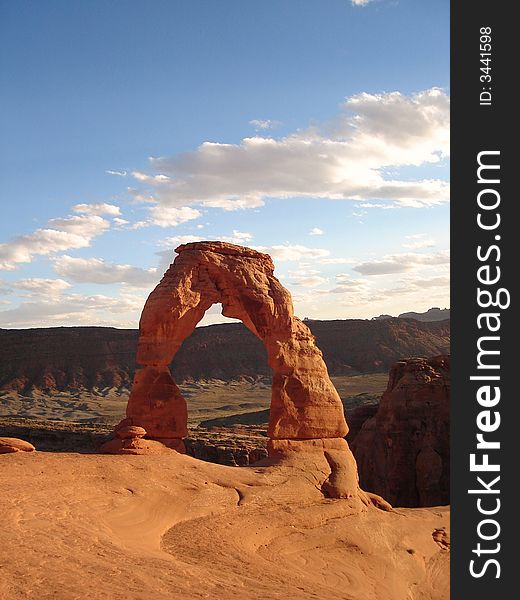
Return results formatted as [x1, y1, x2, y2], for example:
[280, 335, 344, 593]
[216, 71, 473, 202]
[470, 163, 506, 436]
[0, 0, 450, 328]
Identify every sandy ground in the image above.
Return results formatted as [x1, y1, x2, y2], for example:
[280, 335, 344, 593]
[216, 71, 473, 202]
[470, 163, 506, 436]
[0, 450, 449, 600]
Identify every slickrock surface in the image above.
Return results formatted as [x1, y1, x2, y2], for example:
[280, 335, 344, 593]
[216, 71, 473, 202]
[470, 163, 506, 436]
[351, 356, 450, 507]
[0, 451, 449, 600]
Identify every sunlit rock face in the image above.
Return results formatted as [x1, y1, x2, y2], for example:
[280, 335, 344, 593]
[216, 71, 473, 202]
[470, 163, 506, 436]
[109, 241, 372, 501]
[129, 241, 348, 442]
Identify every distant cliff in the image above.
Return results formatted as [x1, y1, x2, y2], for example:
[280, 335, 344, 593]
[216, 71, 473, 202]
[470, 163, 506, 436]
[0, 318, 449, 393]
[398, 307, 450, 321]
[373, 307, 450, 322]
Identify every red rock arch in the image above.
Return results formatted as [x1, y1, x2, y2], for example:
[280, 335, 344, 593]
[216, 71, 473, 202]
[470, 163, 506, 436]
[111, 242, 385, 503]
[127, 242, 348, 443]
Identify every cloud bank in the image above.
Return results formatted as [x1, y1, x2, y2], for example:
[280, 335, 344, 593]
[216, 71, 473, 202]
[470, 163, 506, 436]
[0, 214, 111, 270]
[129, 88, 448, 212]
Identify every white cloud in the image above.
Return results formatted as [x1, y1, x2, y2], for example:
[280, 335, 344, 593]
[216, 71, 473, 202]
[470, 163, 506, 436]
[309, 227, 324, 236]
[253, 244, 330, 262]
[106, 169, 127, 177]
[220, 230, 253, 244]
[249, 119, 281, 131]
[353, 251, 450, 275]
[0, 215, 110, 270]
[328, 277, 370, 296]
[52, 255, 159, 287]
[46, 215, 109, 237]
[331, 274, 369, 290]
[130, 89, 448, 212]
[0, 279, 13, 296]
[131, 171, 171, 184]
[72, 203, 121, 216]
[351, 0, 374, 6]
[357, 202, 396, 210]
[288, 263, 449, 319]
[127, 190, 156, 204]
[0, 291, 146, 328]
[402, 233, 436, 249]
[14, 278, 71, 296]
[162, 230, 252, 247]
[147, 206, 202, 227]
[162, 234, 204, 246]
[127, 221, 148, 230]
[113, 202, 201, 229]
[288, 274, 328, 288]
[318, 257, 356, 265]
[202, 196, 265, 211]
[408, 275, 450, 289]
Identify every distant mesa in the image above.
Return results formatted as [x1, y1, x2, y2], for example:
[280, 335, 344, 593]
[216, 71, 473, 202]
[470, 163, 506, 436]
[0, 318, 450, 394]
[373, 307, 450, 322]
[398, 307, 450, 322]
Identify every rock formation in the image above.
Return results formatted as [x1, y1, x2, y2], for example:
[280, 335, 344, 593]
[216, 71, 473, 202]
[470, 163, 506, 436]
[351, 356, 450, 507]
[106, 241, 380, 504]
[345, 403, 379, 443]
[0, 437, 36, 454]
[130, 242, 347, 439]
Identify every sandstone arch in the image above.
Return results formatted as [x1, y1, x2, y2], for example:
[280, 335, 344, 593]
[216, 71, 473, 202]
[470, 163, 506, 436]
[110, 242, 383, 503]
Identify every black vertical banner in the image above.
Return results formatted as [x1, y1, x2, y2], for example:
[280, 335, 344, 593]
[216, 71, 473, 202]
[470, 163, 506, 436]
[451, 2, 514, 597]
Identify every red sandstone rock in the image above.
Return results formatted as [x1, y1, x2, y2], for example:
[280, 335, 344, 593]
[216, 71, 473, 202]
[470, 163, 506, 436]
[0, 437, 36, 454]
[267, 437, 350, 455]
[115, 241, 375, 502]
[127, 241, 348, 441]
[345, 403, 379, 443]
[100, 437, 180, 455]
[351, 356, 450, 507]
[115, 425, 147, 440]
[125, 366, 188, 439]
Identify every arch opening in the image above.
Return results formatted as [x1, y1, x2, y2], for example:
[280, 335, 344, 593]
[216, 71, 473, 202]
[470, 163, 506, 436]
[170, 304, 272, 434]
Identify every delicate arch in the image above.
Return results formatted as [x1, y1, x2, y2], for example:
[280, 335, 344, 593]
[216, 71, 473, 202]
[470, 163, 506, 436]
[107, 242, 392, 505]
[126, 241, 348, 442]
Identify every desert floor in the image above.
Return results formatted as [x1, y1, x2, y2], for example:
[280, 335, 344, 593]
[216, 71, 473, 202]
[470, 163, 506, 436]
[1, 449, 449, 600]
[0, 373, 388, 427]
